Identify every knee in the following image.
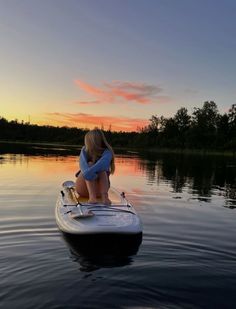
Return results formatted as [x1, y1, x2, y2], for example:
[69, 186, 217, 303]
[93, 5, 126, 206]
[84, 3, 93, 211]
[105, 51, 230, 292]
[98, 170, 108, 179]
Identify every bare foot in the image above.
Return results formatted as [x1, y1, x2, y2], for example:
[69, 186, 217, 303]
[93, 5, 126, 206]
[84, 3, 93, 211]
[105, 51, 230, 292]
[103, 198, 112, 205]
[101, 193, 112, 205]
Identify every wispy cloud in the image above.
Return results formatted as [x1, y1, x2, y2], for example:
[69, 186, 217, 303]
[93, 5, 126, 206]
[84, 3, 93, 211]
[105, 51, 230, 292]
[74, 79, 167, 105]
[74, 80, 113, 102]
[44, 112, 149, 132]
[105, 81, 161, 104]
[73, 100, 102, 105]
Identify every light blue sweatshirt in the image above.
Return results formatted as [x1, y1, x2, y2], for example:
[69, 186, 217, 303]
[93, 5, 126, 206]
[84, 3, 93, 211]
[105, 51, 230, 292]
[79, 146, 112, 180]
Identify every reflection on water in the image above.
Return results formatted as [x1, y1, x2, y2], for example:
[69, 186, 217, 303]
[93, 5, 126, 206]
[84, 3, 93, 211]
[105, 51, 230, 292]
[1, 143, 236, 309]
[69, 250, 133, 272]
[137, 152, 236, 208]
[62, 233, 142, 272]
[1, 142, 235, 209]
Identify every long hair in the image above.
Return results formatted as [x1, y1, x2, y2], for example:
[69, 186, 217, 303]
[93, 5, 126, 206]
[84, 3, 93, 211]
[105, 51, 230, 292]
[84, 128, 115, 174]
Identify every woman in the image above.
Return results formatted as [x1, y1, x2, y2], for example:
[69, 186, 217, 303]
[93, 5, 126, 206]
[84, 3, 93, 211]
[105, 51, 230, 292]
[75, 128, 115, 205]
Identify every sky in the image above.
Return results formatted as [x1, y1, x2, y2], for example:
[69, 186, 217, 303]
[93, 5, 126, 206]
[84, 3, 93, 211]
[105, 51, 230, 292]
[0, 0, 236, 132]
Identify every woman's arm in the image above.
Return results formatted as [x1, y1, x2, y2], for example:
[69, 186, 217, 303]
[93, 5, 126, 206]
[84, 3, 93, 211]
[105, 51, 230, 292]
[79, 147, 112, 181]
[79, 146, 89, 171]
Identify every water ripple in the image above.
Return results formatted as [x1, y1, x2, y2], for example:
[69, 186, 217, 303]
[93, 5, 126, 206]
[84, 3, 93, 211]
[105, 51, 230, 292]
[1, 152, 236, 309]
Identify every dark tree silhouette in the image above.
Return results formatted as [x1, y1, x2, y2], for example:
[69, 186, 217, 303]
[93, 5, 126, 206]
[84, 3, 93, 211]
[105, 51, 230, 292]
[0, 101, 235, 152]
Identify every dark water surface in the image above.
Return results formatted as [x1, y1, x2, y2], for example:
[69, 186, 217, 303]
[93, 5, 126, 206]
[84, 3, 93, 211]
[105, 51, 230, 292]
[1, 144, 236, 309]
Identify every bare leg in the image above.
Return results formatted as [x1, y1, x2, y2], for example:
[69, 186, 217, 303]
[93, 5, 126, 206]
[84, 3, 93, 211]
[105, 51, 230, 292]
[75, 170, 111, 204]
[98, 171, 111, 205]
[85, 179, 99, 203]
[75, 173, 89, 197]
[75, 173, 99, 203]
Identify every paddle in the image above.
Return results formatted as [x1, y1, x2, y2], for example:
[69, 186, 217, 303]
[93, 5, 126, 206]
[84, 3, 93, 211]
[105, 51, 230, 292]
[62, 181, 94, 218]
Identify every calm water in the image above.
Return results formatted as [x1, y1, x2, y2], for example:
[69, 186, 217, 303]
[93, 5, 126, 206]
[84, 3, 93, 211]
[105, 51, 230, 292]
[1, 144, 236, 309]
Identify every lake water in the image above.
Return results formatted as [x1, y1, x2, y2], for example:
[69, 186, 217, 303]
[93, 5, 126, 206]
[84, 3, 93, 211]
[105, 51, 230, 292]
[0, 144, 236, 309]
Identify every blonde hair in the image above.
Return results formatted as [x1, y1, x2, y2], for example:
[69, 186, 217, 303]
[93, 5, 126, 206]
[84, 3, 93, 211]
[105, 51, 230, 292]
[84, 128, 115, 174]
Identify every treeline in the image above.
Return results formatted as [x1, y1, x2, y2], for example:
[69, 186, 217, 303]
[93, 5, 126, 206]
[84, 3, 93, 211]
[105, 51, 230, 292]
[0, 116, 135, 147]
[140, 101, 236, 151]
[0, 118, 87, 145]
[0, 101, 236, 151]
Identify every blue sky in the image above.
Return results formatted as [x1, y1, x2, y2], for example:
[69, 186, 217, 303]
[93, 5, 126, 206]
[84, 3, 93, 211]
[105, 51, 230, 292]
[0, 0, 236, 131]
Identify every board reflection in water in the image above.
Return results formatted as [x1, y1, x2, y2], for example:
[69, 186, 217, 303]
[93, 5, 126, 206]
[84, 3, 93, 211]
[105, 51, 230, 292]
[62, 232, 142, 272]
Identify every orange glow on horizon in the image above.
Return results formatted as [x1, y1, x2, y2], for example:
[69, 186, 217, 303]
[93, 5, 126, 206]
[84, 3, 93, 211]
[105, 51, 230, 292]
[36, 112, 149, 132]
[2, 115, 148, 133]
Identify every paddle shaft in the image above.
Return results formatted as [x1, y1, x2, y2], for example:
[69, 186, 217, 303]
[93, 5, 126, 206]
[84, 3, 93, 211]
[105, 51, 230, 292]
[69, 187, 84, 216]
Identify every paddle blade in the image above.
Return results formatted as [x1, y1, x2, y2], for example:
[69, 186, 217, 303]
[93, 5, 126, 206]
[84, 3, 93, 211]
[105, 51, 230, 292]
[70, 210, 94, 219]
[62, 180, 76, 189]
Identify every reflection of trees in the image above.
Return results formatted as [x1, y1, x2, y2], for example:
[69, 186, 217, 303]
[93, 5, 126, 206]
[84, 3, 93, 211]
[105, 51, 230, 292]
[225, 185, 236, 208]
[139, 159, 163, 185]
[1, 142, 235, 207]
[138, 152, 236, 205]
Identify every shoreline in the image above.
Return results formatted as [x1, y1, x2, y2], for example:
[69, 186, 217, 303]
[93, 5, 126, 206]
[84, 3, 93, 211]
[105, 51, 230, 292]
[0, 140, 235, 157]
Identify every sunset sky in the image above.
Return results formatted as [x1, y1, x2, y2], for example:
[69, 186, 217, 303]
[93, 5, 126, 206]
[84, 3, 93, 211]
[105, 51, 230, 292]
[1, 0, 236, 132]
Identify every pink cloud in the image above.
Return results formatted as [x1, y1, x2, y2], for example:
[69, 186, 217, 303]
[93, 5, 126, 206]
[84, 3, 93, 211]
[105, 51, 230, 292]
[74, 80, 113, 102]
[74, 79, 166, 105]
[105, 81, 162, 104]
[73, 100, 102, 105]
[44, 112, 149, 132]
